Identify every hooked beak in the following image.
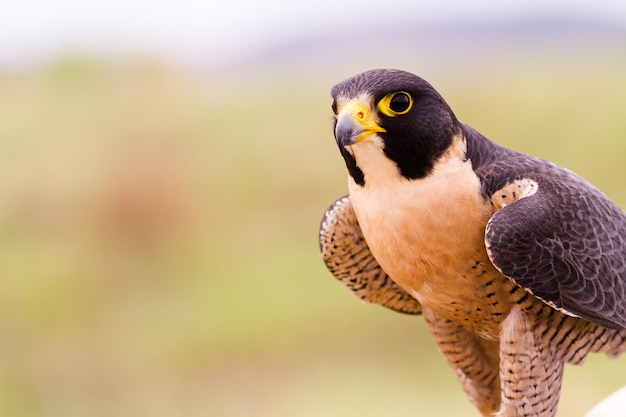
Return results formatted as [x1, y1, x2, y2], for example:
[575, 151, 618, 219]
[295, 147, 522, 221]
[335, 100, 386, 146]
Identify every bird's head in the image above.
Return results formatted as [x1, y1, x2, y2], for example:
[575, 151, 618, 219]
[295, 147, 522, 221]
[331, 69, 461, 186]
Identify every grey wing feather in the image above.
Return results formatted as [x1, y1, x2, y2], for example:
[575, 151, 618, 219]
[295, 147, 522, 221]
[319, 195, 422, 315]
[485, 166, 626, 329]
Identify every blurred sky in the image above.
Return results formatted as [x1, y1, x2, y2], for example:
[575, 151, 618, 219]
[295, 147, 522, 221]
[1, 0, 625, 68]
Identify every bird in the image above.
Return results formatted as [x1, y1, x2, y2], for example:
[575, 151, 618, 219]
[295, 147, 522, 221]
[318, 69, 626, 417]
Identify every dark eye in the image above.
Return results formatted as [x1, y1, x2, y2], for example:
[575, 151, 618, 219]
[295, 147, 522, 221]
[377, 91, 413, 117]
[389, 92, 411, 113]
[331, 100, 338, 115]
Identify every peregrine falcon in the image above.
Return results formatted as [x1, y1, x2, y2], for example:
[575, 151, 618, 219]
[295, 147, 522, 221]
[319, 69, 626, 417]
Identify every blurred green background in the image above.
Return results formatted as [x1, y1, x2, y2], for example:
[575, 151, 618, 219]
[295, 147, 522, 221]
[1, 7, 626, 417]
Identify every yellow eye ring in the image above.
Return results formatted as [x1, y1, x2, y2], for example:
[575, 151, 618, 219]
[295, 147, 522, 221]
[377, 91, 413, 117]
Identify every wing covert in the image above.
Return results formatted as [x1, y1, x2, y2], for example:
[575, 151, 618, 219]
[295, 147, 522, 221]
[485, 171, 626, 329]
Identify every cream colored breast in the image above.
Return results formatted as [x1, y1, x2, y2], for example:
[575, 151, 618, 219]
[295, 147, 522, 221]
[347, 136, 495, 309]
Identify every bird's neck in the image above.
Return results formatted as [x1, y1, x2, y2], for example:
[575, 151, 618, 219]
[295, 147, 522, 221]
[347, 133, 486, 235]
[347, 133, 468, 191]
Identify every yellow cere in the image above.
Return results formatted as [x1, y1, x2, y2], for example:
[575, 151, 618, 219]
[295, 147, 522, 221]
[341, 100, 386, 143]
